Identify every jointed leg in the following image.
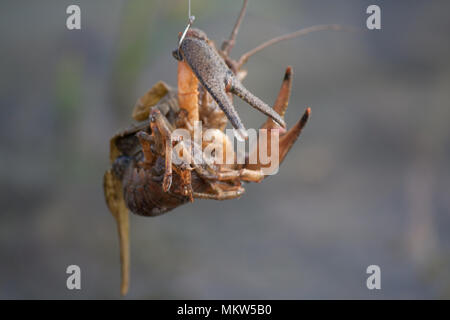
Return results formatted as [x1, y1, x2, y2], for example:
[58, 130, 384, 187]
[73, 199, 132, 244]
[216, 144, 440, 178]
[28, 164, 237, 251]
[216, 168, 265, 183]
[171, 132, 238, 182]
[193, 183, 245, 200]
[173, 165, 194, 202]
[149, 109, 174, 192]
[173, 140, 264, 183]
[221, 0, 249, 57]
[163, 134, 172, 191]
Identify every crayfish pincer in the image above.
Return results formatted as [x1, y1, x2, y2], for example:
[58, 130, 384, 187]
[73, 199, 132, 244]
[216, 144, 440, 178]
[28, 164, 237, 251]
[173, 28, 286, 140]
[104, 0, 347, 295]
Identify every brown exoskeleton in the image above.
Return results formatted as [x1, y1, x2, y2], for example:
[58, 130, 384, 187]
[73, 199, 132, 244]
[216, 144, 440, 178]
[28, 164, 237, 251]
[104, 0, 348, 295]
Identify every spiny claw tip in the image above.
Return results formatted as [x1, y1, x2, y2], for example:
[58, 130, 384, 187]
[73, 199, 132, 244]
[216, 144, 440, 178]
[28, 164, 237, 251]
[284, 66, 293, 81]
[300, 108, 311, 126]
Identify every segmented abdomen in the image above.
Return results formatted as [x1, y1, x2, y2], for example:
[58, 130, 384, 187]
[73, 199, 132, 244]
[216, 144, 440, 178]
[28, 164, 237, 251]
[122, 166, 189, 217]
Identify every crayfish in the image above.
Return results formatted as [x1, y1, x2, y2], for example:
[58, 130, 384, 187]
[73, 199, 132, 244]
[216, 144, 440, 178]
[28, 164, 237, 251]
[104, 0, 346, 295]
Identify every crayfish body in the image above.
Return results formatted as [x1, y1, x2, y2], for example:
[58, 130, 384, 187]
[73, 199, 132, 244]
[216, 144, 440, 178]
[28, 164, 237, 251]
[102, 0, 349, 295]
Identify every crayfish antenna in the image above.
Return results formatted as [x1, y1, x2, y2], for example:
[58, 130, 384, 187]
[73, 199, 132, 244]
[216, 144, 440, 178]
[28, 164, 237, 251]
[237, 24, 355, 69]
[221, 0, 249, 56]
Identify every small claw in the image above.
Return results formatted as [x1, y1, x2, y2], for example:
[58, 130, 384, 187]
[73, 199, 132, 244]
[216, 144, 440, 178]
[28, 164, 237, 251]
[178, 35, 283, 137]
[178, 37, 248, 139]
[278, 108, 311, 164]
[262, 67, 293, 130]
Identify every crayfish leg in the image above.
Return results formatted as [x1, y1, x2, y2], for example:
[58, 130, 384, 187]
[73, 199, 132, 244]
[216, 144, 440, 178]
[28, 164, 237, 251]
[193, 184, 245, 200]
[216, 168, 265, 183]
[149, 109, 174, 192]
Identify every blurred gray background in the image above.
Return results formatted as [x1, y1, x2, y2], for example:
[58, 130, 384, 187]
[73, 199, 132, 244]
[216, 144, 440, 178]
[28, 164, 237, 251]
[1, 0, 450, 299]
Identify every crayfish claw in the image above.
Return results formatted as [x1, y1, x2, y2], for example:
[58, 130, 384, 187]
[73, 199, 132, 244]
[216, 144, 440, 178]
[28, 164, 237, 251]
[228, 74, 286, 129]
[278, 108, 311, 164]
